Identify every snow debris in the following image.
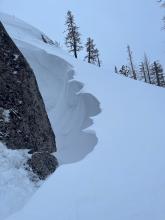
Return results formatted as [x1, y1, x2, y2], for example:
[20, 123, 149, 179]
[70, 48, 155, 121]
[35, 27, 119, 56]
[0, 143, 40, 220]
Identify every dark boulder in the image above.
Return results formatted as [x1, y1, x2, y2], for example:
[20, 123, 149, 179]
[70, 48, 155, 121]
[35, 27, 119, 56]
[28, 152, 58, 180]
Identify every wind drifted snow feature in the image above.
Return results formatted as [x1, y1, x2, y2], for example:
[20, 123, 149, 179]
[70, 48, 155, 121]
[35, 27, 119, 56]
[0, 11, 165, 220]
[0, 13, 101, 165]
[0, 12, 101, 220]
[16, 43, 101, 164]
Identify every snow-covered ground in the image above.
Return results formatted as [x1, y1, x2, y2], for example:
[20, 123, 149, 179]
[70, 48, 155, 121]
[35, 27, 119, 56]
[0, 143, 39, 220]
[0, 13, 165, 220]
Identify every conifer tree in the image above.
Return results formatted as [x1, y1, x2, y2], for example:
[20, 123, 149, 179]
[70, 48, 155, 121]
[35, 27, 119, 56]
[84, 38, 101, 66]
[159, 1, 165, 28]
[64, 11, 83, 58]
[119, 65, 130, 77]
[151, 61, 165, 87]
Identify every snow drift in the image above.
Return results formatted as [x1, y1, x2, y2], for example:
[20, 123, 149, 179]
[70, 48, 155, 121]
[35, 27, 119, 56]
[0, 12, 165, 220]
[0, 12, 101, 220]
[0, 13, 101, 165]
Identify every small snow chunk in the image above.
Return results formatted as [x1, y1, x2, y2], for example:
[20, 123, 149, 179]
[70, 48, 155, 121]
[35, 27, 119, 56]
[3, 110, 10, 122]
[17, 130, 22, 134]
[13, 71, 18, 75]
[0, 108, 10, 123]
[13, 54, 19, 61]
[0, 131, 5, 138]
[18, 100, 23, 104]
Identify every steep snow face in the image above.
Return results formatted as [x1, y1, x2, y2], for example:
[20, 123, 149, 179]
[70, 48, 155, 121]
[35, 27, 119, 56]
[0, 13, 101, 165]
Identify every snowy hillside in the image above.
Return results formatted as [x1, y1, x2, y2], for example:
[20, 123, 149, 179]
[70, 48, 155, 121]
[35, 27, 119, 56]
[0, 13, 165, 220]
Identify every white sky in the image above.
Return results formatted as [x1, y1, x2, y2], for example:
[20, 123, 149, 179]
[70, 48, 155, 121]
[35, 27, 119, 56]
[0, 0, 165, 69]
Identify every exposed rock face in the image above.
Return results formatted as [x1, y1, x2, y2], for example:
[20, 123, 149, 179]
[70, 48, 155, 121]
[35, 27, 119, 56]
[28, 152, 58, 180]
[0, 21, 57, 179]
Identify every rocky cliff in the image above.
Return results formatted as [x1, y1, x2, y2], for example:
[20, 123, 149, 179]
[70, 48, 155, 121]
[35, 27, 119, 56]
[0, 21, 58, 179]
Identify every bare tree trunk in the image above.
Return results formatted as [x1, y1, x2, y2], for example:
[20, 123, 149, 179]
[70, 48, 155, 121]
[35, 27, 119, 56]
[115, 66, 118, 73]
[73, 41, 78, 59]
[97, 55, 101, 67]
[72, 30, 78, 59]
[127, 45, 137, 80]
[141, 62, 147, 82]
[144, 55, 151, 84]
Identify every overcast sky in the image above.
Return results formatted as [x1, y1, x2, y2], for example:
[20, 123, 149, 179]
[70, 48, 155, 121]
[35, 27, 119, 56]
[0, 0, 165, 69]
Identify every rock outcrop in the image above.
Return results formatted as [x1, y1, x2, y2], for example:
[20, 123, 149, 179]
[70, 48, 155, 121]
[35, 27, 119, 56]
[0, 21, 58, 179]
[28, 152, 58, 180]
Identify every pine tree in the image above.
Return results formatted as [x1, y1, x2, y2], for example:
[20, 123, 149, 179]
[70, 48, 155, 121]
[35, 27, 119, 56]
[127, 45, 137, 80]
[84, 38, 100, 66]
[119, 65, 130, 77]
[151, 61, 165, 87]
[159, 1, 165, 28]
[64, 11, 83, 58]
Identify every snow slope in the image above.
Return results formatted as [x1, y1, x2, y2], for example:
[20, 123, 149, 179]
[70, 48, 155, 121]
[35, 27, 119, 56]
[0, 13, 165, 220]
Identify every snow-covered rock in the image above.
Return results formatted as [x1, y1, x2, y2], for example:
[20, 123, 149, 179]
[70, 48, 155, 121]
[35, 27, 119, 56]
[0, 21, 56, 154]
[0, 20, 58, 183]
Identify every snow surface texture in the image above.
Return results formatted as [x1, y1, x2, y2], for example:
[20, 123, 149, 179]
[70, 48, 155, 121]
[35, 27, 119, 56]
[0, 143, 39, 220]
[0, 13, 165, 220]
